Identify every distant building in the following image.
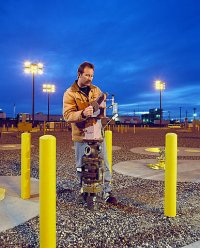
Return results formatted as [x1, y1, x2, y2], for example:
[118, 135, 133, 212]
[142, 108, 161, 124]
[0, 110, 6, 119]
[34, 112, 63, 122]
[17, 112, 63, 122]
[115, 115, 142, 124]
[141, 108, 169, 125]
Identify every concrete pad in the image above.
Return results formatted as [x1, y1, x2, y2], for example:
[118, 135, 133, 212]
[112, 146, 121, 151]
[113, 159, 200, 182]
[0, 176, 39, 232]
[130, 147, 200, 157]
[182, 241, 200, 248]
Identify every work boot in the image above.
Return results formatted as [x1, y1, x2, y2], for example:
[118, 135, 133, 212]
[103, 192, 117, 204]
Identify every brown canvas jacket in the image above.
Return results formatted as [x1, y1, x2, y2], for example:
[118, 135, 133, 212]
[63, 81, 102, 141]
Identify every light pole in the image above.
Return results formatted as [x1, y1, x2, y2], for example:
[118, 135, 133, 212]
[168, 111, 171, 121]
[24, 61, 44, 126]
[179, 107, 182, 123]
[193, 108, 197, 120]
[43, 84, 55, 122]
[155, 80, 166, 127]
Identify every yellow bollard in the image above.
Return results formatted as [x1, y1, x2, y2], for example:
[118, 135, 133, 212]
[21, 132, 31, 199]
[40, 135, 56, 248]
[164, 133, 177, 217]
[105, 130, 112, 174]
[133, 125, 136, 134]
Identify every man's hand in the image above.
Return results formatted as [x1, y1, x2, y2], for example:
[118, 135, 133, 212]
[82, 106, 93, 117]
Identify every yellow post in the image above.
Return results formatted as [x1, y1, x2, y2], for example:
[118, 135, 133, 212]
[21, 132, 31, 199]
[164, 133, 177, 217]
[40, 135, 56, 248]
[133, 125, 136, 134]
[105, 130, 112, 174]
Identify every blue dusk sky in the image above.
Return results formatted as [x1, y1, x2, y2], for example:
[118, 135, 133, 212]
[0, 0, 200, 120]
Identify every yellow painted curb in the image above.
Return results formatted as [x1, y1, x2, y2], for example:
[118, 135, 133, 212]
[0, 188, 6, 201]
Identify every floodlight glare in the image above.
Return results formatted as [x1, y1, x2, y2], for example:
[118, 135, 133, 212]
[154, 80, 166, 127]
[42, 83, 56, 122]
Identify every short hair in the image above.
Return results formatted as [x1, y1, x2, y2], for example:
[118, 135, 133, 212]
[77, 61, 94, 74]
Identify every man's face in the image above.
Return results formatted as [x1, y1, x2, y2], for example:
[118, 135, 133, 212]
[78, 66, 94, 87]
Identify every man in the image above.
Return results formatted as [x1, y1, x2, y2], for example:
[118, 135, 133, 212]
[63, 61, 117, 204]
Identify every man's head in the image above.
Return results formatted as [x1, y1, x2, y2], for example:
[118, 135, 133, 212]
[77, 61, 94, 88]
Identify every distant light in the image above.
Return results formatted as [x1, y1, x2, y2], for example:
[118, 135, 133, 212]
[23, 61, 44, 75]
[43, 83, 56, 93]
[193, 113, 197, 117]
[38, 63, 44, 68]
[154, 80, 166, 90]
[24, 61, 31, 67]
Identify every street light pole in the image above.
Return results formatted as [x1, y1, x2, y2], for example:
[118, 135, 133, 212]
[24, 61, 44, 127]
[155, 80, 166, 128]
[193, 108, 196, 120]
[32, 72, 35, 125]
[43, 84, 55, 122]
[159, 88, 162, 127]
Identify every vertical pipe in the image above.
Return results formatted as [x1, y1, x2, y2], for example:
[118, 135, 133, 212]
[21, 132, 31, 199]
[164, 133, 177, 217]
[44, 121, 46, 135]
[105, 130, 112, 174]
[40, 135, 56, 248]
[160, 89, 162, 127]
[32, 72, 35, 127]
[48, 92, 50, 122]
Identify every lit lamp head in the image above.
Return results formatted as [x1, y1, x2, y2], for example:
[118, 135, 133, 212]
[155, 80, 166, 91]
[43, 84, 56, 93]
[24, 61, 44, 74]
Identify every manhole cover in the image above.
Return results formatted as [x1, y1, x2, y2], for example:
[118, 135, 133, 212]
[2, 145, 16, 148]
[145, 147, 160, 153]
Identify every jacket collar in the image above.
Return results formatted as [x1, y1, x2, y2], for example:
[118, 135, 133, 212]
[70, 80, 96, 92]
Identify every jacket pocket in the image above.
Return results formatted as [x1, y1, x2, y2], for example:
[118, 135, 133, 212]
[75, 95, 89, 110]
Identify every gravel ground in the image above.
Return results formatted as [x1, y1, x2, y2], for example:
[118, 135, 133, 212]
[0, 128, 200, 248]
